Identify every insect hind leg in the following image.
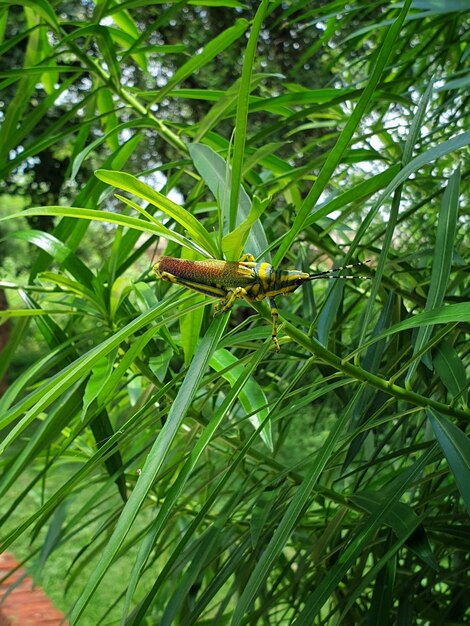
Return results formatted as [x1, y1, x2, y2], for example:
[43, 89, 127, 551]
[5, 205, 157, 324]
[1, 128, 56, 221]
[158, 270, 179, 284]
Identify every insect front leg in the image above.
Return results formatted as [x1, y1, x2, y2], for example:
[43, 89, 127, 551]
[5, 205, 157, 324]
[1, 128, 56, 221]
[239, 253, 256, 263]
[269, 297, 280, 353]
[214, 287, 248, 316]
[220, 287, 248, 313]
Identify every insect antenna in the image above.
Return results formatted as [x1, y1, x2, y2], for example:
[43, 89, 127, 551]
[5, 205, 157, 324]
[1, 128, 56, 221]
[308, 260, 371, 281]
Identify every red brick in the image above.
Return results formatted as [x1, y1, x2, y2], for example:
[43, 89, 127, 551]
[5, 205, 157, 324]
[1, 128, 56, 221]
[0, 552, 68, 626]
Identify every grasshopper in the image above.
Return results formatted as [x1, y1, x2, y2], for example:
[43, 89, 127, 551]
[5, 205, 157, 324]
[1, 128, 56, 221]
[154, 254, 369, 351]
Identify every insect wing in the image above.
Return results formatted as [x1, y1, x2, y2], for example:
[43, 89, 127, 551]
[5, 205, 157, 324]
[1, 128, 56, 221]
[156, 257, 256, 290]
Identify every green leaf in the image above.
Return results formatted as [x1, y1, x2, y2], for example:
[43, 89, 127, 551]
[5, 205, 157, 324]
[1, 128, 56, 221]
[406, 167, 460, 382]
[428, 410, 470, 515]
[96, 26, 121, 84]
[229, 0, 269, 231]
[70, 314, 229, 623]
[1, 205, 210, 259]
[0, 308, 76, 319]
[82, 350, 116, 420]
[148, 348, 173, 383]
[350, 492, 437, 570]
[0, 0, 59, 30]
[316, 281, 345, 346]
[114, 193, 207, 257]
[5, 229, 94, 284]
[188, 143, 269, 259]
[437, 75, 470, 91]
[221, 195, 269, 261]
[109, 275, 133, 319]
[367, 544, 396, 626]
[250, 488, 280, 548]
[231, 388, 363, 625]
[96, 84, 120, 153]
[107, 18, 147, 70]
[273, 0, 413, 266]
[95, 169, 219, 258]
[352, 303, 470, 355]
[433, 341, 468, 407]
[179, 248, 206, 365]
[209, 348, 272, 450]
[148, 18, 249, 103]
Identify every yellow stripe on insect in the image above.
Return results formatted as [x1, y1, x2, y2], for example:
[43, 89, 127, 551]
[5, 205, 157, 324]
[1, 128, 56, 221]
[154, 255, 370, 351]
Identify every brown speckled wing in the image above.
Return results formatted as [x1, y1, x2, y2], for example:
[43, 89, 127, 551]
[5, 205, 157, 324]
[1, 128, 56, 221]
[158, 257, 255, 288]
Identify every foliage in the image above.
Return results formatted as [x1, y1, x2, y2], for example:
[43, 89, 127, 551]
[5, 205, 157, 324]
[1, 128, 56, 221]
[0, 0, 469, 624]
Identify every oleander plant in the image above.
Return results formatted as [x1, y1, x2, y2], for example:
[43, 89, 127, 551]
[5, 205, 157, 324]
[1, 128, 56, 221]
[0, 1, 469, 624]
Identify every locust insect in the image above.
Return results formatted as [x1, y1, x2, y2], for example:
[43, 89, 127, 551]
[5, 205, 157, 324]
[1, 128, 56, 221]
[154, 254, 370, 352]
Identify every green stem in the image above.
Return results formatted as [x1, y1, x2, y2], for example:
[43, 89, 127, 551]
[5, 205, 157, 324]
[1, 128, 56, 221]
[251, 302, 470, 422]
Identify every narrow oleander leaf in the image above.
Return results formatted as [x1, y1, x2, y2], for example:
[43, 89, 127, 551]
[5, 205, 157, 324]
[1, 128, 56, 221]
[95, 169, 219, 258]
[178, 248, 205, 365]
[406, 167, 460, 382]
[210, 348, 272, 450]
[150, 18, 249, 103]
[350, 492, 437, 570]
[428, 410, 470, 515]
[273, 0, 414, 265]
[189, 143, 269, 259]
[351, 303, 470, 357]
[6, 229, 94, 284]
[229, 0, 270, 231]
[433, 340, 469, 407]
[221, 196, 269, 261]
[1, 206, 211, 258]
[69, 315, 228, 622]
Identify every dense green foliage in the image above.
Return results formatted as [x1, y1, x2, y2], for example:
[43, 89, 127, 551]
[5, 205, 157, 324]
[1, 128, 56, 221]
[1, 0, 469, 624]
